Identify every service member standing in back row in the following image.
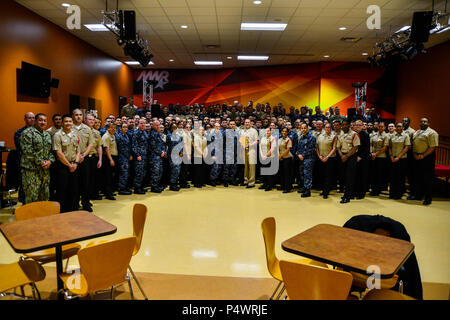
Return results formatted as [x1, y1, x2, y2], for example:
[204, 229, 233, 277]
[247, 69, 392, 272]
[20, 113, 55, 204]
[53, 114, 81, 213]
[337, 119, 360, 204]
[408, 118, 439, 205]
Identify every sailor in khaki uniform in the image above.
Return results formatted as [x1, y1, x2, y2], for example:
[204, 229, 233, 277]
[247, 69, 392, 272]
[72, 109, 95, 211]
[402, 117, 416, 192]
[316, 123, 337, 199]
[408, 118, 439, 205]
[85, 113, 103, 201]
[46, 113, 62, 200]
[336, 119, 360, 203]
[53, 115, 81, 213]
[388, 123, 411, 199]
[102, 124, 119, 200]
[240, 119, 259, 188]
[370, 122, 389, 196]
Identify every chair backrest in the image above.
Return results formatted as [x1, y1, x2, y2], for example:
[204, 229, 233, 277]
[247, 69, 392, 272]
[14, 201, 60, 221]
[261, 217, 279, 278]
[78, 236, 136, 294]
[280, 260, 353, 300]
[132, 203, 148, 256]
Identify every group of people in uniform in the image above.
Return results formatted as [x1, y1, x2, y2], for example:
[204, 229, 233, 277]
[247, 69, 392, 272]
[14, 100, 439, 213]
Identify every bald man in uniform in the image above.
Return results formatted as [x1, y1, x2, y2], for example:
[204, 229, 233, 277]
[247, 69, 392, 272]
[14, 112, 35, 204]
[408, 118, 439, 205]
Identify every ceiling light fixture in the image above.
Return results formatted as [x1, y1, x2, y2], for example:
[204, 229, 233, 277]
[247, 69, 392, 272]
[237, 55, 269, 60]
[194, 61, 223, 65]
[253, 0, 262, 4]
[84, 24, 111, 31]
[181, 25, 188, 29]
[240, 23, 287, 31]
[323, 55, 330, 58]
[61, 3, 70, 7]
[169, 59, 174, 62]
[339, 27, 347, 30]
[362, 52, 369, 56]
[125, 61, 154, 65]
[227, 56, 233, 59]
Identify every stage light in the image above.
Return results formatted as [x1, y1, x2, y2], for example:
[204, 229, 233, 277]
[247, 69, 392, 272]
[123, 41, 153, 67]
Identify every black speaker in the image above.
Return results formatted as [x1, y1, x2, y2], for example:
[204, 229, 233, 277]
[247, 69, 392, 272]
[50, 78, 59, 88]
[123, 10, 136, 41]
[410, 11, 433, 43]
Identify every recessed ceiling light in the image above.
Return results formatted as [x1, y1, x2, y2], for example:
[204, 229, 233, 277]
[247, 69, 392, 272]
[61, 3, 70, 7]
[84, 24, 110, 31]
[339, 27, 347, 30]
[253, 0, 262, 4]
[237, 55, 269, 60]
[169, 59, 174, 62]
[323, 55, 330, 58]
[181, 25, 188, 29]
[362, 52, 369, 56]
[194, 61, 223, 65]
[241, 23, 287, 31]
[227, 56, 233, 59]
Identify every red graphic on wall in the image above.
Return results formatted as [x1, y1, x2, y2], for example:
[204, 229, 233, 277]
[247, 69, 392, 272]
[132, 62, 393, 117]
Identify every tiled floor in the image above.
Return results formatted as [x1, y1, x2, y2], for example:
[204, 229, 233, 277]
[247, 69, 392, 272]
[0, 186, 449, 299]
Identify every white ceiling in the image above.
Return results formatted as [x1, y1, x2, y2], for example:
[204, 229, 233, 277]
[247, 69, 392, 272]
[14, 0, 450, 68]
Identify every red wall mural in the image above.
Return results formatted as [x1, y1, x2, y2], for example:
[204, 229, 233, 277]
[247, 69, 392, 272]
[132, 62, 392, 117]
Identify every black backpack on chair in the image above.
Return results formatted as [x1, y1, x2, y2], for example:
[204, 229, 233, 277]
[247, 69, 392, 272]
[343, 214, 423, 300]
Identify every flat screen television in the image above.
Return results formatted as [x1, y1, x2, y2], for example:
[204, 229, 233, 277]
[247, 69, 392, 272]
[18, 62, 51, 98]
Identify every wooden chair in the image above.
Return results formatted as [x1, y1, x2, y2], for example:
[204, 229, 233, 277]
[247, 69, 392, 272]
[280, 260, 353, 300]
[59, 236, 136, 300]
[261, 217, 329, 300]
[128, 203, 148, 300]
[0, 259, 46, 300]
[363, 289, 415, 300]
[14, 201, 81, 268]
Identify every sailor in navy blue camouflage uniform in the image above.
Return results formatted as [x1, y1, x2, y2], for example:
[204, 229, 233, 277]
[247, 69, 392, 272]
[132, 119, 148, 194]
[296, 123, 316, 198]
[148, 120, 166, 193]
[167, 124, 183, 191]
[287, 122, 298, 189]
[116, 123, 132, 195]
[208, 123, 223, 186]
[223, 121, 239, 187]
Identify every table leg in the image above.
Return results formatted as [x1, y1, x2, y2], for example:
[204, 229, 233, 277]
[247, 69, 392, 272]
[55, 245, 64, 300]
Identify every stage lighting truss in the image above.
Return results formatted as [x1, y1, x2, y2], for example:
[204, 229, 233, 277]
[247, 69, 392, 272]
[101, 1, 153, 67]
[369, 11, 449, 67]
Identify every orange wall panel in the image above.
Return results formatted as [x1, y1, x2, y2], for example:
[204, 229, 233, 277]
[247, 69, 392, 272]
[395, 40, 450, 137]
[0, 0, 133, 148]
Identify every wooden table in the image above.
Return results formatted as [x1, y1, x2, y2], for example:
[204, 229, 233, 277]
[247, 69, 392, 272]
[0, 210, 117, 298]
[282, 224, 414, 279]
